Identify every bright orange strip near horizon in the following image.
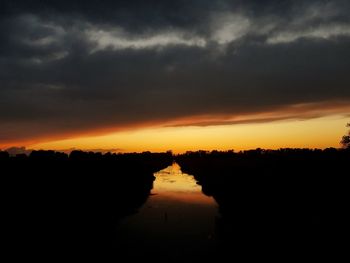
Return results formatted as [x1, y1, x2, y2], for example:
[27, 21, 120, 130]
[27, 115, 349, 153]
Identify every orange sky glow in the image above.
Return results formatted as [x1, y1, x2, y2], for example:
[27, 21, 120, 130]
[1, 101, 349, 153]
[11, 113, 346, 153]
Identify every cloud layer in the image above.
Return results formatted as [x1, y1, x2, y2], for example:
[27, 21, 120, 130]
[1, 0, 350, 145]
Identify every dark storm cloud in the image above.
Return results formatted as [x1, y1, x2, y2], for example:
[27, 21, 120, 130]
[0, 0, 350, 144]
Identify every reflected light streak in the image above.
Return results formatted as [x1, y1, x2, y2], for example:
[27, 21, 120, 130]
[153, 163, 212, 204]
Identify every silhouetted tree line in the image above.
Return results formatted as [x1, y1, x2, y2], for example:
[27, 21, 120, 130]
[341, 123, 350, 148]
[176, 148, 349, 258]
[0, 150, 173, 260]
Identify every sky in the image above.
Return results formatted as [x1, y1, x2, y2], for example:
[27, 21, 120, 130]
[0, 0, 349, 152]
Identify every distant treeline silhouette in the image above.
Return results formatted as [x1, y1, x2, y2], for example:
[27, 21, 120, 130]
[176, 148, 349, 257]
[0, 150, 173, 260]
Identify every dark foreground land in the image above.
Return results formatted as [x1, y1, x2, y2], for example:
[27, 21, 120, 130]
[177, 148, 350, 258]
[1, 148, 349, 261]
[0, 150, 172, 260]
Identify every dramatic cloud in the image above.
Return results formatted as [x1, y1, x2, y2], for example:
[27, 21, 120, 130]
[1, 0, 350, 145]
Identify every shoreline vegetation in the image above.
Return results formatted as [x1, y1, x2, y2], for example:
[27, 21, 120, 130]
[1, 151, 173, 260]
[1, 148, 348, 259]
[176, 148, 349, 257]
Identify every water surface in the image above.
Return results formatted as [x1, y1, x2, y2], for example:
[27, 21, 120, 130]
[116, 163, 218, 261]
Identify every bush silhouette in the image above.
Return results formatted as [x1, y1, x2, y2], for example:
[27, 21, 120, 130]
[176, 148, 349, 256]
[341, 123, 350, 148]
[1, 150, 173, 260]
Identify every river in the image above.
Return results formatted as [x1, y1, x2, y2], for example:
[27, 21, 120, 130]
[115, 162, 219, 262]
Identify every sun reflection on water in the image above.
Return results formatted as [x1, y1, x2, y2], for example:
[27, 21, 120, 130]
[153, 162, 212, 204]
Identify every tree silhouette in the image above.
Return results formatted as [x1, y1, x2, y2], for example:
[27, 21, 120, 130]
[340, 123, 350, 148]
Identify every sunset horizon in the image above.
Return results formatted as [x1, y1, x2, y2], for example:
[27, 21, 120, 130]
[1, 1, 350, 153]
[1, 1, 349, 260]
[1, 114, 349, 153]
